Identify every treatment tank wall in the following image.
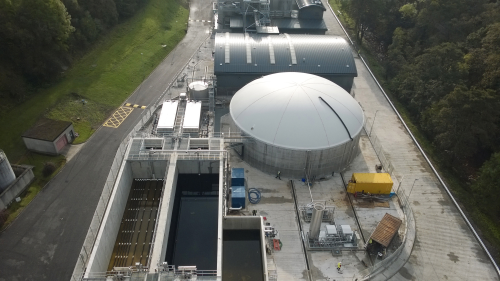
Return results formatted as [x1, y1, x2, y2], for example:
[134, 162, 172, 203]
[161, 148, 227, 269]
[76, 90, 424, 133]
[188, 81, 209, 100]
[0, 150, 16, 192]
[230, 72, 364, 178]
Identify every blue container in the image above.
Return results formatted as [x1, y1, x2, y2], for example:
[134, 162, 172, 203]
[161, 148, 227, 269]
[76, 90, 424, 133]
[231, 168, 245, 186]
[231, 186, 246, 208]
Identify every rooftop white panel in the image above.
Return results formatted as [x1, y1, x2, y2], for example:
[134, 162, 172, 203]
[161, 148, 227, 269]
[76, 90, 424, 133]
[157, 101, 178, 129]
[183, 101, 202, 129]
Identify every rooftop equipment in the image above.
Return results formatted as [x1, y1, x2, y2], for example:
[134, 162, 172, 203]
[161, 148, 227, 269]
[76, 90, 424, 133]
[230, 168, 245, 209]
[188, 81, 209, 100]
[300, 202, 334, 223]
[306, 223, 358, 250]
[231, 168, 245, 186]
[157, 100, 179, 134]
[347, 173, 394, 195]
[231, 186, 246, 209]
[182, 101, 202, 137]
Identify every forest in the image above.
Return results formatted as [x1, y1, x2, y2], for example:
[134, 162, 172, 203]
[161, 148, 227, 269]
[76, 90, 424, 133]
[337, 0, 500, 257]
[0, 0, 148, 107]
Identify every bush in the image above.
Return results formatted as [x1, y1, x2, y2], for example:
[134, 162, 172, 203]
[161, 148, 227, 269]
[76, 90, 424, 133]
[42, 162, 56, 177]
[0, 209, 9, 228]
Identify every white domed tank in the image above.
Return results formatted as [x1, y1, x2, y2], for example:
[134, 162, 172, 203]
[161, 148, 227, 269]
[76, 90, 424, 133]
[188, 81, 209, 100]
[0, 149, 16, 192]
[229, 72, 364, 178]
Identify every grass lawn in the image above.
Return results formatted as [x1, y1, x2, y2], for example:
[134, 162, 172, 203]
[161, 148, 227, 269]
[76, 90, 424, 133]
[330, 0, 500, 261]
[0, 0, 188, 227]
[0, 0, 189, 161]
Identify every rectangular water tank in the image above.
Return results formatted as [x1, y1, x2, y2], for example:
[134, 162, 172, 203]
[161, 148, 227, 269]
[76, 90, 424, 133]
[231, 168, 244, 186]
[231, 186, 246, 209]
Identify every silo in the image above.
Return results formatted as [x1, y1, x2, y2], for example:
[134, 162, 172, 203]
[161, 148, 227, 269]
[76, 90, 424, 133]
[0, 150, 16, 192]
[229, 72, 364, 178]
[188, 81, 209, 100]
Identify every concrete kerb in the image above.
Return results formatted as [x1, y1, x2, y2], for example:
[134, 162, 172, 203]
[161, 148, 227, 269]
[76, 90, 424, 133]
[327, 1, 500, 277]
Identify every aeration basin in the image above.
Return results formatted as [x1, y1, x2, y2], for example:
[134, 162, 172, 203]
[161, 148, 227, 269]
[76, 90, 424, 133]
[165, 174, 219, 270]
[222, 217, 267, 281]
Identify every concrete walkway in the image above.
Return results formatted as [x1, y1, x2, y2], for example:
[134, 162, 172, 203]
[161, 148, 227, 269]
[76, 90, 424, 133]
[322, 4, 499, 280]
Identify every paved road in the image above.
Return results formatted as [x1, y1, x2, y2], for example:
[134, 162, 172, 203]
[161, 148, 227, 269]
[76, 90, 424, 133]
[0, 1, 212, 280]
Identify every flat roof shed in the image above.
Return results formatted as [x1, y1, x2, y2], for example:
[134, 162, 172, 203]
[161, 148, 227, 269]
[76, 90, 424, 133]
[22, 118, 75, 155]
[368, 213, 402, 248]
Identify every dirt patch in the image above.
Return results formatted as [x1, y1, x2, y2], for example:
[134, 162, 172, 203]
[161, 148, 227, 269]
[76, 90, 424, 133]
[259, 196, 293, 204]
[447, 252, 459, 263]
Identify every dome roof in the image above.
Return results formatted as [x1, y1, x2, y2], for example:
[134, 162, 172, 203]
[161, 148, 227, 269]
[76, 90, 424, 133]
[230, 72, 364, 150]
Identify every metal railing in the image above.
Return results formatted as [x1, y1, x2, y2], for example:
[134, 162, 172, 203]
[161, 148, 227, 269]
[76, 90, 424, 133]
[355, 126, 415, 279]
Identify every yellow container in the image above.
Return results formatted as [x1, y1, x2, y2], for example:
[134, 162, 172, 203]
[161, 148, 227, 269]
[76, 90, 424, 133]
[347, 173, 393, 194]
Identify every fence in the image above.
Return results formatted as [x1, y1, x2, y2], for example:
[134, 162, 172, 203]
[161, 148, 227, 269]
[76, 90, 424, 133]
[356, 125, 416, 280]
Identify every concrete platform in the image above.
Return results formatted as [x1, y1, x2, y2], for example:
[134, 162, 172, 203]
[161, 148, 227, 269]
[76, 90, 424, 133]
[226, 125, 407, 280]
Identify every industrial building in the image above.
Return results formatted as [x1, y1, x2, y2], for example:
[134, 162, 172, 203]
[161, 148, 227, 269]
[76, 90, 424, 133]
[214, 33, 357, 95]
[22, 118, 75, 155]
[214, 0, 327, 34]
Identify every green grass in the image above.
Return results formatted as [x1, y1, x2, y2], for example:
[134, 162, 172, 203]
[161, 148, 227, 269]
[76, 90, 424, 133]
[1, 153, 66, 230]
[0, 0, 188, 228]
[331, 0, 500, 261]
[0, 0, 189, 161]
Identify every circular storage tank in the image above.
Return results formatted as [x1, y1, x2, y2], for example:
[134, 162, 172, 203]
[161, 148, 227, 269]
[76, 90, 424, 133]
[229, 72, 364, 178]
[188, 81, 209, 100]
[0, 149, 16, 192]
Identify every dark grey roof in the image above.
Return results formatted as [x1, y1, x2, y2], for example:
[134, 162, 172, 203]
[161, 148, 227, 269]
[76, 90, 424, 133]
[214, 33, 357, 75]
[22, 118, 72, 141]
[296, 0, 326, 10]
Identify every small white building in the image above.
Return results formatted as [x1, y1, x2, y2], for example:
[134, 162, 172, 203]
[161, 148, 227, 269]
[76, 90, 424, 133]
[22, 118, 75, 155]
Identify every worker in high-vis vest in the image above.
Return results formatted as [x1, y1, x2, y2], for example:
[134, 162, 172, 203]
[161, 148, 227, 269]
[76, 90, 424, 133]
[337, 262, 341, 272]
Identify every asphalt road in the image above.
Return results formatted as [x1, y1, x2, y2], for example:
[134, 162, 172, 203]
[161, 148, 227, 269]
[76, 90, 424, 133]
[0, 1, 212, 280]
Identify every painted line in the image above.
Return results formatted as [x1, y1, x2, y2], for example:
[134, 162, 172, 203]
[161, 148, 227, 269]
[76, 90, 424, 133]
[124, 103, 146, 109]
[103, 107, 134, 128]
[189, 20, 211, 23]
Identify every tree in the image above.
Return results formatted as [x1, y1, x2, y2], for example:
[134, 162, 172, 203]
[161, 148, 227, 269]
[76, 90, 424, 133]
[423, 85, 500, 164]
[81, 0, 118, 28]
[472, 152, 500, 220]
[8, 0, 75, 81]
[392, 42, 466, 113]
